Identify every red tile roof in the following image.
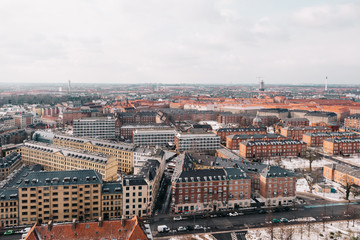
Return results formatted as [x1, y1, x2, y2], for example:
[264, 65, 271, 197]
[25, 216, 149, 240]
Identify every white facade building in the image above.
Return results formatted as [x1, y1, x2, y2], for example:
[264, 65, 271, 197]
[73, 117, 115, 139]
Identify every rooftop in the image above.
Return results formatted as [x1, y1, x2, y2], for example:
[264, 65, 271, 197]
[18, 169, 102, 187]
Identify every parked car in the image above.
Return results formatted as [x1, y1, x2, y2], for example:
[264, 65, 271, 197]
[272, 219, 280, 223]
[177, 226, 187, 232]
[173, 216, 183, 221]
[4, 230, 14, 235]
[229, 212, 239, 217]
[258, 209, 267, 214]
[186, 225, 194, 231]
[194, 225, 203, 230]
[280, 218, 289, 223]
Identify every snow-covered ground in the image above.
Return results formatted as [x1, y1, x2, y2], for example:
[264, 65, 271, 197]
[167, 220, 360, 240]
[169, 234, 214, 240]
[296, 178, 360, 201]
[246, 220, 360, 240]
[269, 157, 334, 170]
[333, 154, 360, 167]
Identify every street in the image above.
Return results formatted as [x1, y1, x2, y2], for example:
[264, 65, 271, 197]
[151, 200, 360, 238]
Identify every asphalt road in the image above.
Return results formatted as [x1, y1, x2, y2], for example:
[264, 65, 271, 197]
[151, 201, 360, 238]
[0, 233, 23, 240]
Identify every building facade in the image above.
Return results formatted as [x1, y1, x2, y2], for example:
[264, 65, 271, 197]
[302, 132, 359, 147]
[323, 138, 360, 155]
[53, 134, 134, 173]
[21, 141, 118, 181]
[0, 152, 22, 181]
[214, 127, 267, 142]
[323, 164, 360, 187]
[280, 126, 330, 140]
[133, 129, 176, 146]
[18, 170, 102, 225]
[239, 139, 307, 158]
[73, 117, 116, 139]
[226, 133, 286, 150]
[171, 168, 251, 214]
[175, 132, 220, 152]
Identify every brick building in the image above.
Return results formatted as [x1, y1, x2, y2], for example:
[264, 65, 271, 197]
[214, 127, 267, 142]
[281, 118, 309, 127]
[280, 126, 330, 140]
[259, 165, 297, 206]
[323, 164, 360, 187]
[171, 168, 251, 213]
[323, 138, 360, 155]
[239, 139, 307, 158]
[226, 133, 286, 150]
[302, 132, 359, 147]
[344, 114, 360, 130]
[117, 111, 157, 124]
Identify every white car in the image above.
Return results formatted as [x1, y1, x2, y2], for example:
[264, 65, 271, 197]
[173, 216, 183, 221]
[177, 226, 187, 232]
[194, 225, 203, 230]
[229, 212, 239, 217]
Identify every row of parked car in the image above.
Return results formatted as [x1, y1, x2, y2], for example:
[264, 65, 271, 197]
[157, 224, 210, 233]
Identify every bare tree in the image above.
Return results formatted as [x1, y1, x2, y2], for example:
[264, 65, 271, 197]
[304, 149, 319, 173]
[342, 179, 354, 200]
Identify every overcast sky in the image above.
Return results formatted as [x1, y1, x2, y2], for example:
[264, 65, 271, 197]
[1, 0, 359, 85]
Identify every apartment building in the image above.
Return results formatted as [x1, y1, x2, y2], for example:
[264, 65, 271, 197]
[171, 168, 251, 214]
[101, 182, 122, 220]
[214, 127, 267, 142]
[226, 133, 285, 150]
[281, 118, 309, 127]
[175, 132, 220, 152]
[259, 166, 297, 206]
[345, 114, 360, 130]
[239, 139, 307, 158]
[0, 129, 27, 146]
[323, 164, 360, 187]
[18, 170, 102, 225]
[178, 153, 297, 207]
[73, 117, 116, 139]
[304, 111, 338, 125]
[13, 114, 33, 128]
[0, 152, 22, 181]
[323, 138, 360, 155]
[0, 189, 18, 227]
[119, 124, 170, 139]
[53, 134, 134, 173]
[280, 126, 330, 140]
[122, 159, 164, 218]
[133, 129, 176, 146]
[21, 141, 118, 181]
[302, 132, 359, 147]
[117, 111, 157, 124]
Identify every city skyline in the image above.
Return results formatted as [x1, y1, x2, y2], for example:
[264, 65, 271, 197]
[0, 0, 359, 85]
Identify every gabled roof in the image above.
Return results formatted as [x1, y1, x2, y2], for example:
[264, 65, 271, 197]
[25, 216, 150, 240]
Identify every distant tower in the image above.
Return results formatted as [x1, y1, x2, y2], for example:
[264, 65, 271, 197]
[253, 114, 262, 126]
[258, 77, 264, 91]
[68, 80, 71, 94]
[325, 76, 328, 91]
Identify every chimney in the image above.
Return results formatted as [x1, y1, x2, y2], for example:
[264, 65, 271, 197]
[121, 215, 125, 227]
[48, 220, 53, 231]
[98, 217, 103, 227]
[72, 219, 76, 230]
